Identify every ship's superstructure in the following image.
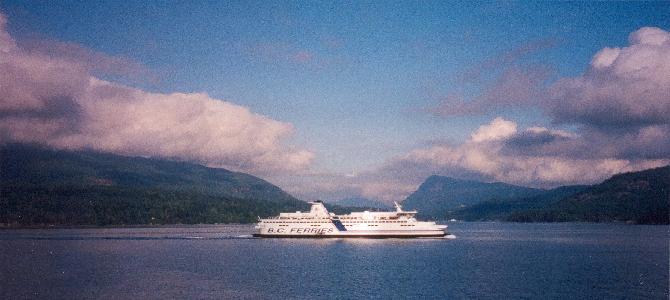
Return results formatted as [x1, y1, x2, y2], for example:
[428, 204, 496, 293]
[253, 201, 447, 238]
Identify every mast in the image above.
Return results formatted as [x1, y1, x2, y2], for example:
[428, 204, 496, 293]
[394, 202, 403, 212]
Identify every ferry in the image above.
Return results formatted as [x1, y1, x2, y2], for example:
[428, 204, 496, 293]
[253, 201, 447, 238]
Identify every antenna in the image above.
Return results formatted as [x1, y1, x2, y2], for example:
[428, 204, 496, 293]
[394, 202, 403, 212]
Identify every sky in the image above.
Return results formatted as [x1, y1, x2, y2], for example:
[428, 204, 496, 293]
[1, 1, 669, 203]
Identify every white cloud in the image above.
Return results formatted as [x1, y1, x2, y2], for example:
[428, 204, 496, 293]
[0, 13, 16, 53]
[0, 13, 312, 175]
[549, 27, 670, 128]
[395, 119, 668, 191]
[470, 117, 517, 142]
[630, 27, 670, 46]
[591, 47, 620, 69]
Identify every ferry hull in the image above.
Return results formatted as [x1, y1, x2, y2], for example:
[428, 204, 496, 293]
[253, 230, 447, 238]
[252, 233, 447, 238]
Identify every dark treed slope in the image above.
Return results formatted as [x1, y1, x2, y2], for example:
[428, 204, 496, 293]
[402, 175, 544, 219]
[508, 166, 669, 224]
[1, 144, 297, 203]
[447, 185, 588, 221]
[0, 144, 310, 226]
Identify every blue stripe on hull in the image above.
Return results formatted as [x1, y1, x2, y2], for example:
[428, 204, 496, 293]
[331, 219, 347, 231]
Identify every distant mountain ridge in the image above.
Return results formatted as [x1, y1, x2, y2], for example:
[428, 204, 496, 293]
[402, 175, 544, 219]
[0, 144, 309, 226]
[447, 185, 589, 221]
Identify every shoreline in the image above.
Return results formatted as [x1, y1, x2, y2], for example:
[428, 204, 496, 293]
[0, 223, 254, 230]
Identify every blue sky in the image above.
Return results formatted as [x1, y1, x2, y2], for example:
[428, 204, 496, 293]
[1, 1, 669, 201]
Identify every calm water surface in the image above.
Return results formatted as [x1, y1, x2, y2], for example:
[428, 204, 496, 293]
[0, 223, 667, 299]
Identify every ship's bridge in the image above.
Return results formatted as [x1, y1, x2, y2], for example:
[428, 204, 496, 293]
[336, 202, 418, 221]
[270, 200, 418, 221]
[277, 200, 331, 219]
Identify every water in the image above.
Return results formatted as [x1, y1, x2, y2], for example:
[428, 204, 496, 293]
[0, 223, 667, 299]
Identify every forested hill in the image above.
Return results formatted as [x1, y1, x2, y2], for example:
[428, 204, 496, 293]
[447, 185, 589, 221]
[403, 166, 668, 224]
[402, 175, 544, 219]
[0, 144, 309, 226]
[508, 166, 670, 224]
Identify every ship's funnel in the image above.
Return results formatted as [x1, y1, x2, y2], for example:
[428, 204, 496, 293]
[309, 201, 330, 217]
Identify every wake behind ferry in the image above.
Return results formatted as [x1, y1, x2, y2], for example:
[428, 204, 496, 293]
[253, 201, 447, 238]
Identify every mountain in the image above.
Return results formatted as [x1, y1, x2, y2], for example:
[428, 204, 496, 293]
[1, 143, 297, 203]
[508, 166, 669, 224]
[0, 144, 309, 226]
[327, 197, 391, 209]
[402, 175, 544, 219]
[447, 185, 589, 221]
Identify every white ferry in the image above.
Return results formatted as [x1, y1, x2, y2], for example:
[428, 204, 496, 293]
[253, 201, 447, 238]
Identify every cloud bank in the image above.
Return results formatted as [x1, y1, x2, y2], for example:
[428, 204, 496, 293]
[287, 117, 667, 204]
[549, 27, 670, 129]
[0, 13, 313, 175]
[293, 27, 670, 203]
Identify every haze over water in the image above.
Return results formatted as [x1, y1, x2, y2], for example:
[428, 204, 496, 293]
[1, 223, 667, 299]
